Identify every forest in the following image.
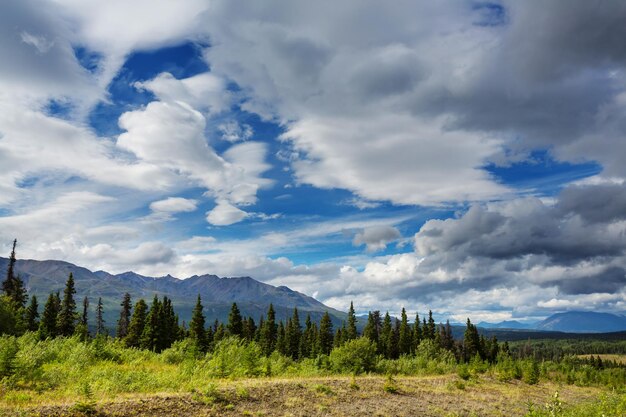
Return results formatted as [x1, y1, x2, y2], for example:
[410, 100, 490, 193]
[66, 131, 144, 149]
[1, 241, 625, 416]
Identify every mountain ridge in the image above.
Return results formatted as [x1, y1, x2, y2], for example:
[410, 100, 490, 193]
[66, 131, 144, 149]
[0, 257, 346, 331]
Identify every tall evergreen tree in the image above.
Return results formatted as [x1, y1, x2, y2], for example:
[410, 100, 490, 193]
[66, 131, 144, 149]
[426, 310, 436, 340]
[300, 314, 314, 358]
[80, 297, 89, 326]
[346, 301, 358, 341]
[398, 307, 412, 355]
[260, 303, 277, 356]
[440, 320, 454, 351]
[276, 321, 286, 355]
[412, 313, 422, 347]
[286, 308, 301, 359]
[227, 302, 244, 337]
[57, 273, 77, 337]
[125, 299, 148, 348]
[140, 295, 162, 351]
[116, 293, 132, 339]
[38, 292, 60, 339]
[243, 317, 256, 341]
[463, 318, 481, 362]
[188, 295, 207, 353]
[95, 297, 105, 335]
[318, 311, 334, 355]
[380, 312, 393, 357]
[2, 239, 27, 309]
[160, 296, 178, 349]
[363, 311, 381, 349]
[25, 295, 39, 332]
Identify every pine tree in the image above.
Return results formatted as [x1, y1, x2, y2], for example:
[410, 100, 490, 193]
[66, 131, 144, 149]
[388, 319, 399, 359]
[276, 321, 286, 355]
[2, 240, 27, 309]
[334, 327, 343, 348]
[346, 301, 358, 341]
[412, 313, 422, 347]
[300, 314, 314, 358]
[243, 317, 256, 341]
[260, 304, 277, 356]
[80, 297, 89, 326]
[440, 320, 454, 351]
[57, 273, 77, 337]
[286, 308, 301, 359]
[125, 299, 148, 348]
[75, 296, 90, 341]
[160, 296, 178, 349]
[380, 312, 393, 357]
[318, 311, 334, 355]
[227, 302, 244, 337]
[95, 297, 105, 335]
[116, 293, 132, 339]
[38, 292, 60, 339]
[426, 310, 436, 340]
[25, 295, 39, 332]
[398, 307, 411, 355]
[363, 311, 381, 349]
[188, 295, 207, 353]
[463, 318, 480, 362]
[140, 295, 162, 351]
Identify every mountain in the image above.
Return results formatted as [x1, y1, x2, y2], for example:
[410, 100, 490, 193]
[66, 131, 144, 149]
[535, 311, 626, 333]
[477, 320, 535, 330]
[0, 257, 346, 332]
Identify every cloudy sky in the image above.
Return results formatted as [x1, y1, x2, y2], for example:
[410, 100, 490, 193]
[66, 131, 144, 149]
[1, 0, 625, 322]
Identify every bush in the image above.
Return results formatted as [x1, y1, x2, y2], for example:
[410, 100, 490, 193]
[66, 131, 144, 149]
[329, 337, 377, 375]
[0, 336, 18, 378]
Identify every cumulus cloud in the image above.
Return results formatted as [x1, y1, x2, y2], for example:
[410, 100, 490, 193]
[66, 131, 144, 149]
[206, 200, 249, 226]
[218, 121, 253, 143]
[353, 225, 401, 252]
[150, 197, 198, 214]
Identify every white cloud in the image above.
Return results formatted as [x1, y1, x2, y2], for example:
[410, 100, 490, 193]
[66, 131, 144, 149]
[150, 197, 198, 213]
[206, 200, 249, 226]
[20, 31, 55, 54]
[353, 225, 401, 252]
[218, 121, 253, 142]
[134, 72, 230, 114]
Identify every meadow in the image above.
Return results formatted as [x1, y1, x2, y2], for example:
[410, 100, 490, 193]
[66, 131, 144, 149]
[0, 333, 624, 416]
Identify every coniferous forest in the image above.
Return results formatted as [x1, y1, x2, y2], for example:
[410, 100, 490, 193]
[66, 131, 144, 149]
[0, 241, 625, 416]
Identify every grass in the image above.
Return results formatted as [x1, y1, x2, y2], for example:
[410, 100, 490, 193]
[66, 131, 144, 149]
[1, 375, 620, 417]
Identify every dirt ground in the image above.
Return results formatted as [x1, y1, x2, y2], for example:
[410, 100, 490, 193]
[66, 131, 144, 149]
[1, 375, 603, 417]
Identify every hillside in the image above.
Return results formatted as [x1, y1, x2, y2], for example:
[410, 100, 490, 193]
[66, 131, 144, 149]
[535, 311, 626, 333]
[0, 257, 346, 331]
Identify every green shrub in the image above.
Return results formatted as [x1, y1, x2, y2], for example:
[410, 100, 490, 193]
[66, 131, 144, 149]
[329, 337, 377, 374]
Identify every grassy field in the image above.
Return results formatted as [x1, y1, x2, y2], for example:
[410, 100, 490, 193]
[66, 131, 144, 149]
[2, 374, 621, 417]
[576, 354, 626, 365]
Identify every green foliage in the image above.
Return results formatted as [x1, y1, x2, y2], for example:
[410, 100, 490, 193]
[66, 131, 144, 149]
[57, 273, 78, 337]
[523, 359, 541, 385]
[125, 299, 147, 348]
[329, 337, 377, 374]
[382, 374, 399, 394]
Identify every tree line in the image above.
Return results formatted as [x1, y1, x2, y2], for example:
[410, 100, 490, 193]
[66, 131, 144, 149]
[1, 240, 502, 363]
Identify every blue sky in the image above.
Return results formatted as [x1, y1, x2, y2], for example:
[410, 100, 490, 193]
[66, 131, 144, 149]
[1, 0, 625, 322]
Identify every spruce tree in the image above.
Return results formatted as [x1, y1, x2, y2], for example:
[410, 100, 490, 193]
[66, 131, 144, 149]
[318, 311, 334, 355]
[286, 308, 301, 359]
[189, 295, 207, 353]
[243, 317, 256, 341]
[161, 296, 178, 349]
[388, 319, 399, 359]
[426, 310, 436, 340]
[57, 273, 77, 337]
[227, 302, 244, 337]
[398, 307, 411, 355]
[346, 301, 358, 341]
[300, 314, 314, 358]
[412, 313, 422, 347]
[140, 295, 162, 351]
[95, 297, 105, 335]
[380, 312, 393, 357]
[38, 292, 60, 339]
[125, 299, 148, 348]
[80, 297, 89, 326]
[260, 303, 277, 356]
[25, 295, 39, 332]
[276, 321, 286, 355]
[116, 293, 132, 339]
[463, 318, 480, 362]
[363, 311, 381, 349]
[2, 240, 27, 309]
[334, 327, 343, 348]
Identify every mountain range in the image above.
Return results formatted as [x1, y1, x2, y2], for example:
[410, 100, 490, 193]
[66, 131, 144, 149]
[1, 257, 625, 336]
[477, 311, 626, 333]
[0, 257, 346, 331]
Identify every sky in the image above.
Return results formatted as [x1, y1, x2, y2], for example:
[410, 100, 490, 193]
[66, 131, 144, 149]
[1, 0, 625, 323]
